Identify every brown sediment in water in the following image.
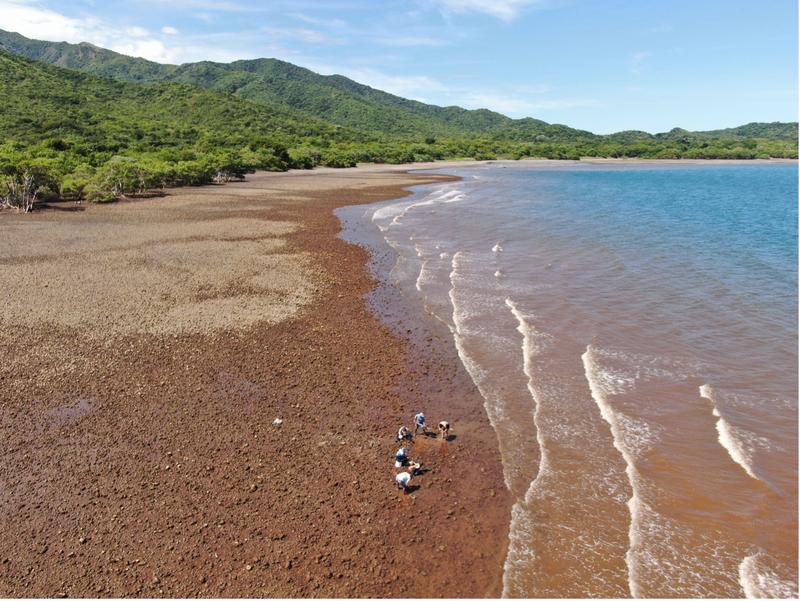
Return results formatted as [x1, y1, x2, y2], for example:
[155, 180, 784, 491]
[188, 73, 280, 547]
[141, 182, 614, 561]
[0, 166, 510, 597]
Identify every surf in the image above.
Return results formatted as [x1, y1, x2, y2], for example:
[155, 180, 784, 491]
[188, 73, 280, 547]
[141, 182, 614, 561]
[699, 384, 761, 481]
[581, 344, 642, 598]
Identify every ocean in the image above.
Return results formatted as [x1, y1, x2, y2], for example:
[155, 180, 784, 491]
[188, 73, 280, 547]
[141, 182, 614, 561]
[338, 161, 798, 598]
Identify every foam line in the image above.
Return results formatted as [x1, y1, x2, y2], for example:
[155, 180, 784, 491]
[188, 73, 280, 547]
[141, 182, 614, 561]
[738, 553, 798, 598]
[699, 384, 760, 482]
[500, 299, 554, 599]
[415, 259, 429, 292]
[581, 345, 641, 598]
[380, 188, 465, 230]
[505, 299, 550, 492]
[447, 251, 513, 491]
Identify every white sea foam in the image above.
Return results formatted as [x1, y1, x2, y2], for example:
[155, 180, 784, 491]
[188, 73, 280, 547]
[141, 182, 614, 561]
[414, 261, 426, 292]
[494, 270, 503, 278]
[581, 345, 642, 598]
[371, 202, 411, 224]
[379, 188, 466, 230]
[502, 500, 539, 598]
[505, 299, 551, 494]
[699, 384, 761, 482]
[447, 251, 513, 491]
[500, 299, 555, 599]
[738, 553, 798, 598]
[415, 257, 442, 294]
[492, 242, 503, 252]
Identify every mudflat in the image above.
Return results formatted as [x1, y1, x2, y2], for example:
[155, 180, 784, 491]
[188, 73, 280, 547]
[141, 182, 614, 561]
[0, 165, 509, 597]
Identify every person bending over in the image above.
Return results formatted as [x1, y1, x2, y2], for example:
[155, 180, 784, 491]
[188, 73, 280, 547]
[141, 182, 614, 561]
[397, 425, 412, 442]
[395, 470, 412, 493]
[395, 447, 409, 468]
[413, 412, 428, 435]
[438, 420, 451, 440]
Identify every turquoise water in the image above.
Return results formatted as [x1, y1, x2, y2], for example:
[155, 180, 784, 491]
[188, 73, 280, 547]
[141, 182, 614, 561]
[348, 161, 798, 597]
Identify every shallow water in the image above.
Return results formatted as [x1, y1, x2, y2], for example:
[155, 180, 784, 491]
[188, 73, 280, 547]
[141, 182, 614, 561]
[340, 161, 798, 598]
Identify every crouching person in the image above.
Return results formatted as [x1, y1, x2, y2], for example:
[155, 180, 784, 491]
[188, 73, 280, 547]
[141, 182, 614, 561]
[395, 470, 412, 494]
[397, 425, 412, 442]
[395, 447, 409, 468]
[414, 412, 428, 436]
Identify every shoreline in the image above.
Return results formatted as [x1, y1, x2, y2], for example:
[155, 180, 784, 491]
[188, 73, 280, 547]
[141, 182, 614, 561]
[0, 168, 510, 597]
[2, 156, 793, 216]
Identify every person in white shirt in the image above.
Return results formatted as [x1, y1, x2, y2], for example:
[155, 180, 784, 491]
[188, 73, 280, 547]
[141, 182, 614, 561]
[397, 425, 412, 442]
[438, 420, 451, 440]
[413, 412, 428, 435]
[395, 470, 412, 493]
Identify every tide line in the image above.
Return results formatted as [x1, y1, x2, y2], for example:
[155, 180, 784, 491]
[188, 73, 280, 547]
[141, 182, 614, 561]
[581, 345, 641, 599]
[699, 384, 760, 482]
[505, 298, 550, 493]
[738, 553, 798, 599]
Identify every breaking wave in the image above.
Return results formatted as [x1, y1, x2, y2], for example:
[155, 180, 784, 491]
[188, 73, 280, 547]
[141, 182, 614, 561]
[738, 553, 798, 598]
[581, 344, 642, 598]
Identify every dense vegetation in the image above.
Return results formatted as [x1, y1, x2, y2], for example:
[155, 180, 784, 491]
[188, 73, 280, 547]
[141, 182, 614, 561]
[0, 29, 796, 210]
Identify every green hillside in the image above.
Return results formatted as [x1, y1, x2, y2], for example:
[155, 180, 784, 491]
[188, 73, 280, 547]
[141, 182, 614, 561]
[0, 28, 586, 139]
[0, 48, 374, 204]
[0, 29, 796, 209]
[657, 122, 799, 141]
[0, 50, 353, 147]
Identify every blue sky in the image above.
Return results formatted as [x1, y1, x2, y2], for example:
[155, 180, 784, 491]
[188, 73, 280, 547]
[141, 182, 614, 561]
[0, 0, 796, 133]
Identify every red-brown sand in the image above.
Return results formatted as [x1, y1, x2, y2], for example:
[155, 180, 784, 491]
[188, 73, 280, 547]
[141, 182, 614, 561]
[0, 167, 510, 597]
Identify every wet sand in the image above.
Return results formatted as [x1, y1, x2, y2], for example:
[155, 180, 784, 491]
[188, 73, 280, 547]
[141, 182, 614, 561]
[0, 166, 509, 597]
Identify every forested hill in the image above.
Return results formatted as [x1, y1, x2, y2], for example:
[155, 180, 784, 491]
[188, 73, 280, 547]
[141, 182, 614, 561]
[3, 29, 796, 145]
[2, 28, 796, 144]
[0, 29, 796, 209]
[0, 28, 554, 139]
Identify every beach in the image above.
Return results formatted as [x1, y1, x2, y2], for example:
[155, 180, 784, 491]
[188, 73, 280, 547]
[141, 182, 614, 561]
[0, 164, 509, 597]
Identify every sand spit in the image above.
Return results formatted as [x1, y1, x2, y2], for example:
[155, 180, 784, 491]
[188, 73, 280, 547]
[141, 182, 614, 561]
[0, 166, 509, 598]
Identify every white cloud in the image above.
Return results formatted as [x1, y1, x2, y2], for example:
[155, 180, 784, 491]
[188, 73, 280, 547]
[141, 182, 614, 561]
[0, 0, 107, 43]
[526, 98, 598, 110]
[461, 92, 597, 115]
[343, 69, 446, 100]
[135, 0, 261, 11]
[161, 25, 180, 35]
[462, 93, 538, 114]
[432, 0, 541, 21]
[306, 62, 447, 101]
[263, 26, 343, 45]
[630, 51, 650, 74]
[644, 24, 673, 34]
[374, 35, 446, 47]
[0, 0, 263, 64]
[290, 13, 347, 29]
[112, 39, 174, 62]
[126, 26, 149, 37]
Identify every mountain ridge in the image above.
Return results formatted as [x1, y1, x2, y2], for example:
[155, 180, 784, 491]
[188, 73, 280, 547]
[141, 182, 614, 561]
[0, 29, 796, 208]
[2, 28, 795, 142]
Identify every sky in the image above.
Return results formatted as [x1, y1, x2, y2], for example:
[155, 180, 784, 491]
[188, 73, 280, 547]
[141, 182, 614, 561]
[0, 0, 796, 134]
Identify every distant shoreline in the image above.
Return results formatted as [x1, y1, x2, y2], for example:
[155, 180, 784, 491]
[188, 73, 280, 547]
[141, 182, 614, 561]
[575, 157, 798, 164]
[262, 156, 799, 178]
[302, 156, 799, 176]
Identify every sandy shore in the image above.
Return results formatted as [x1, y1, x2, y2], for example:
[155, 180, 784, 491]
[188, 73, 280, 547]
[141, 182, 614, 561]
[0, 165, 509, 597]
